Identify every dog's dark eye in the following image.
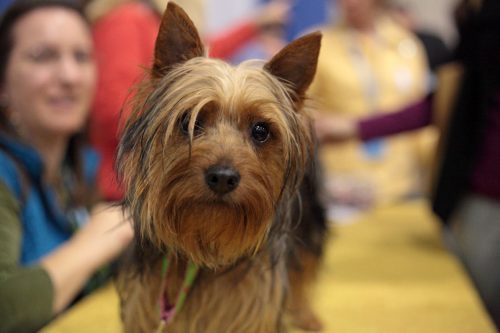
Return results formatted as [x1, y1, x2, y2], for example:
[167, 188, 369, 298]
[251, 122, 270, 143]
[180, 113, 203, 136]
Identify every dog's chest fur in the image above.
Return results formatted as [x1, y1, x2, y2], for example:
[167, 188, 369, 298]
[117, 253, 286, 333]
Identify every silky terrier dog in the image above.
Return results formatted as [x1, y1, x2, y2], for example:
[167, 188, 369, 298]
[116, 3, 326, 332]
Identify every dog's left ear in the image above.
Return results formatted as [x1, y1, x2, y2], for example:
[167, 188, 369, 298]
[152, 2, 204, 78]
[264, 32, 322, 101]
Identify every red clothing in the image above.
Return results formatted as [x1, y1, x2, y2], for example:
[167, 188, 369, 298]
[358, 96, 433, 141]
[90, 2, 160, 200]
[207, 22, 259, 59]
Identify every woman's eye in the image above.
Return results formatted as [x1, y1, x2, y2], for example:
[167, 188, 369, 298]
[251, 122, 270, 143]
[27, 48, 58, 63]
[74, 50, 92, 63]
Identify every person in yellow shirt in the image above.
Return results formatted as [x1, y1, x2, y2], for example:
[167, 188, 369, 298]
[310, 0, 436, 218]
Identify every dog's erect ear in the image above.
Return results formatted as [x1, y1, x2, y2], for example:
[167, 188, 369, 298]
[152, 2, 204, 78]
[264, 32, 322, 100]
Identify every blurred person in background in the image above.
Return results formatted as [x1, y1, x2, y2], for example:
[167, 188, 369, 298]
[317, 0, 500, 327]
[84, 0, 160, 201]
[388, 1, 452, 73]
[0, 1, 132, 332]
[224, 0, 330, 64]
[283, 0, 330, 42]
[85, 0, 290, 201]
[309, 0, 435, 220]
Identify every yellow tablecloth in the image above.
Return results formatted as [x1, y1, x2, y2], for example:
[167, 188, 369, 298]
[42, 200, 496, 333]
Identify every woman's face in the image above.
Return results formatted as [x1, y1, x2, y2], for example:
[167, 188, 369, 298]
[3, 7, 96, 138]
[339, 0, 378, 27]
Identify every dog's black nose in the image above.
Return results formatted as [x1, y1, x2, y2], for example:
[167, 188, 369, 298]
[205, 165, 240, 195]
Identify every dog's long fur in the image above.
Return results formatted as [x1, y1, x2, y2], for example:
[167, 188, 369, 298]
[116, 3, 326, 332]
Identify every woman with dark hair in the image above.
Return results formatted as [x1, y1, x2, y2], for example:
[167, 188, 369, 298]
[0, 1, 132, 332]
[316, 0, 500, 327]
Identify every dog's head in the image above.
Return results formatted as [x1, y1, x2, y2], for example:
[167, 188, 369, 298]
[118, 2, 321, 268]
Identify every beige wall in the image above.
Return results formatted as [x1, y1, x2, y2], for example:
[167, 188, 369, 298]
[391, 0, 461, 47]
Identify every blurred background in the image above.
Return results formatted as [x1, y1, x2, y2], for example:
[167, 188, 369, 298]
[1, 0, 499, 332]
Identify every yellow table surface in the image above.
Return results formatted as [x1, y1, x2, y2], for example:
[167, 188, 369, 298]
[42, 200, 497, 333]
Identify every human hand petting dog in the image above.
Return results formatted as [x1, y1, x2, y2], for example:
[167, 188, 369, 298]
[74, 204, 133, 269]
[41, 204, 133, 314]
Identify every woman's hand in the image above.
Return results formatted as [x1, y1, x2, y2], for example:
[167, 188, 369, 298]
[314, 112, 358, 144]
[40, 204, 133, 314]
[72, 204, 133, 270]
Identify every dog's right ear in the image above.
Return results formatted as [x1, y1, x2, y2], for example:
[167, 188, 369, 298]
[264, 32, 321, 102]
[152, 2, 204, 78]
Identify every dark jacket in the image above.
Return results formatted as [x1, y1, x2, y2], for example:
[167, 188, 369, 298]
[431, 0, 500, 222]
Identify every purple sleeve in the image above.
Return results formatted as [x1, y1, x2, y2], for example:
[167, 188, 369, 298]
[358, 95, 434, 141]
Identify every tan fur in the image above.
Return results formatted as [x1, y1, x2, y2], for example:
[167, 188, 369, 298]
[120, 57, 313, 268]
[117, 252, 286, 333]
[116, 3, 322, 332]
[287, 248, 323, 331]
